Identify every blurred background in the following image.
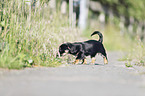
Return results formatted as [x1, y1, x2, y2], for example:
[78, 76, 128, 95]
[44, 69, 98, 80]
[0, 0, 145, 69]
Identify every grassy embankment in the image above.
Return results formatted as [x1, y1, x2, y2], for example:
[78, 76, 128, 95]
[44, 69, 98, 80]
[0, 0, 82, 69]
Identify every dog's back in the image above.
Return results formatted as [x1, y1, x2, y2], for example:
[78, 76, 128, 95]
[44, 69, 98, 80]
[83, 40, 106, 57]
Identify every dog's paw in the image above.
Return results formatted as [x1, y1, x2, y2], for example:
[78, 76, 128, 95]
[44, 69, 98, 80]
[73, 59, 79, 64]
[91, 57, 96, 64]
[82, 59, 87, 64]
[104, 58, 108, 64]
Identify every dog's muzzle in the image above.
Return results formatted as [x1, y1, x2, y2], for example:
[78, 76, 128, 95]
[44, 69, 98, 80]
[56, 50, 69, 58]
[61, 50, 69, 56]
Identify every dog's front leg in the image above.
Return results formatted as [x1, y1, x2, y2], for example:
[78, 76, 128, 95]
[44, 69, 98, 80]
[82, 59, 87, 64]
[91, 57, 96, 64]
[73, 52, 85, 64]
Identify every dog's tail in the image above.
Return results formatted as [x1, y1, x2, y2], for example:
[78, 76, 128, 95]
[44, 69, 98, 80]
[91, 31, 103, 43]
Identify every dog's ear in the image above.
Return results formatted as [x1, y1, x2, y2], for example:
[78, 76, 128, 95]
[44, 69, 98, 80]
[65, 43, 74, 53]
[65, 43, 72, 49]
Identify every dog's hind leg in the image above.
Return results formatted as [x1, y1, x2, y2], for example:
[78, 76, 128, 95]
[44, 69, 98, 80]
[104, 57, 108, 64]
[82, 58, 87, 64]
[101, 51, 108, 64]
[91, 57, 96, 64]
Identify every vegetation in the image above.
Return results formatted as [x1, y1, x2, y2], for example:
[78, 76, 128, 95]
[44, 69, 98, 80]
[122, 39, 145, 67]
[0, 0, 145, 69]
[93, 0, 145, 21]
[0, 0, 81, 69]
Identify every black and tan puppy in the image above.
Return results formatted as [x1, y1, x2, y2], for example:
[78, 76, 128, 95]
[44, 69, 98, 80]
[58, 31, 108, 64]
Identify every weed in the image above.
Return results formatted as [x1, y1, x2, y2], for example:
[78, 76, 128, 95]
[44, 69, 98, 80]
[123, 39, 145, 67]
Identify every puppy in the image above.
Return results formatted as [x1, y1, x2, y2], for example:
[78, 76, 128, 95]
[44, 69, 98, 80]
[58, 31, 108, 64]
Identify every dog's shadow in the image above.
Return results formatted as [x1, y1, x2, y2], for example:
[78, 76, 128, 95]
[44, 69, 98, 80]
[72, 63, 104, 66]
[94, 63, 101, 65]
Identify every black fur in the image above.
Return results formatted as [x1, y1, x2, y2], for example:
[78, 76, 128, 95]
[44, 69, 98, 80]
[58, 31, 108, 64]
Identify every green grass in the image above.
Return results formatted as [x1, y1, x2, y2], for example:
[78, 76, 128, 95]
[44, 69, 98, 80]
[0, 0, 82, 69]
[103, 25, 133, 51]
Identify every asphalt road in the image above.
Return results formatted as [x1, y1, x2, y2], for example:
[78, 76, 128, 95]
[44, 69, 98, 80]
[0, 51, 145, 96]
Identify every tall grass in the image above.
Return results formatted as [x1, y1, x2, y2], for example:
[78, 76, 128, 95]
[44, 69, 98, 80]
[0, 0, 82, 69]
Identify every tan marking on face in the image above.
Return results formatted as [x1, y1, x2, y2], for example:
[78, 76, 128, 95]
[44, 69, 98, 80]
[62, 53, 66, 56]
[62, 50, 69, 56]
[65, 50, 69, 53]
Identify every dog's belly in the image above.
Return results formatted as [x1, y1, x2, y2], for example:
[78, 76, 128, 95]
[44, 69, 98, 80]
[84, 52, 91, 56]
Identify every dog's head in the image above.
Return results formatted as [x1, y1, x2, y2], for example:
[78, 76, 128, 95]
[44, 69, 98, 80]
[58, 43, 71, 57]
[56, 42, 79, 58]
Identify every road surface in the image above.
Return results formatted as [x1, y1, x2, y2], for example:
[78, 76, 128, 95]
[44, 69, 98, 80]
[0, 51, 145, 96]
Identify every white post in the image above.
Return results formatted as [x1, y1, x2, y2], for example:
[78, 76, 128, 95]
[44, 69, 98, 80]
[108, 9, 114, 24]
[79, 0, 89, 30]
[99, 13, 105, 31]
[61, 0, 67, 14]
[128, 17, 134, 36]
[49, 0, 56, 10]
[69, 0, 73, 27]
[137, 22, 143, 40]
[119, 16, 125, 35]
